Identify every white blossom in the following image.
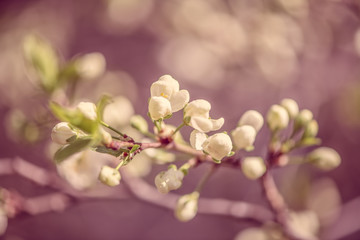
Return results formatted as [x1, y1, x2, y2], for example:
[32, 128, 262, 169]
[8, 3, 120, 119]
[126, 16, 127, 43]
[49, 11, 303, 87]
[148, 75, 189, 120]
[77, 101, 97, 120]
[202, 133, 232, 161]
[295, 109, 313, 128]
[184, 99, 224, 133]
[99, 165, 121, 187]
[100, 128, 112, 145]
[241, 157, 266, 180]
[281, 98, 299, 119]
[307, 147, 341, 171]
[238, 110, 264, 132]
[231, 125, 257, 151]
[148, 96, 172, 121]
[303, 120, 319, 138]
[266, 104, 289, 131]
[75, 52, 106, 80]
[155, 167, 184, 194]
[175, 192, 199, 222]
[51, 122, 76, 145]
[190, 130, 207, 150]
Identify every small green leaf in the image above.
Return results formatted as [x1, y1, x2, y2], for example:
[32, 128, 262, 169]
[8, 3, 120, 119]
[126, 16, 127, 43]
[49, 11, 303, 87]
[54, 137, 92, 163]
[94, 146, 122, 157]
[129, 144, 140, 153]
[96, 95, 112, 121]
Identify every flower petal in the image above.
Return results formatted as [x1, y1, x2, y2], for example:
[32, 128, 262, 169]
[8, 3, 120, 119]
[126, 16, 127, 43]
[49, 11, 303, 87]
[184, 99, 211, 118]
[170, 90, 190, 112]
[148, 96, 172, 120]
[189, 116, 213, 133]
[190, 130, 207, 150]
[150, 75, 179, 97]
[210, 118, 224, 131]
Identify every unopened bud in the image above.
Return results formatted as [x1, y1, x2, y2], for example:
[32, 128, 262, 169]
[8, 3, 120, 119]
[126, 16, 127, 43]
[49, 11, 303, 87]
[281, 98, 299, 119]
[77, 102, 97, 120]
[98, 166, 121, 186]
[266, 105, 289, 131]
[295, 109, 313, 129]
[175, 192, 199, 222]
[238, 110, 264, 132]
[303, 120, 319, 139]
[307, 147, 341, 171]
[231, 125, 256, 151]
[155, 167, 184, 194]
[241, 157, 266, 180]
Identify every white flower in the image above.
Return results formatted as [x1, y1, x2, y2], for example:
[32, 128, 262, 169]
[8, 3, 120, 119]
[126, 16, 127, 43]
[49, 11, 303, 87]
[231, 125, 256, 151]
[100, 128, 112, 145]
[287, 210, 320, 240]
[190, 130, 207, 150]
[103, 96, 134, 128]
[51, 122, 76, 145]
[295, 109, 313, 129]
[155, 167, 184, 194]
[0, 209, 7, 236]
[241, 157, 266, 180]
[307, 147, 341, 171]
[148, 96, 172, 121]
[184, 99, 224, 133]
[175, 192, 199, 222]
[202, 133, 232, 161]
[281, 98, 299, 119]
[148, 75, 189, 120]
[266, 104, 289, 130]
[75, 52, 106, 80]
[303, 120, 319, 138]
[77, 101, 97, 120]
[99, 165, 121, 186]
[238, 110, 264, 132]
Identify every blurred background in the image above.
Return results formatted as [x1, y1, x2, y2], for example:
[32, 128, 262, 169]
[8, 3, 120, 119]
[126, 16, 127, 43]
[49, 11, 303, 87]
[0, 0, 360, 239]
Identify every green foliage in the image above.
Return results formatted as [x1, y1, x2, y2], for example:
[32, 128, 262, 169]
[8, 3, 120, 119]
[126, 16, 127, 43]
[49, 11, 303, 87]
[54, 137, 93, 163]
[96, 95, 112, 121]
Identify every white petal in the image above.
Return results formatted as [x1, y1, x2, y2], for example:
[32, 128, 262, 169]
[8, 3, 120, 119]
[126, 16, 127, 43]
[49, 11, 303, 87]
[209, 118, 224, 131]
[238, 110, 264, 132]
[189, 116, 213, 133]
[169, 90, 190, 112]
[148, 97, 172, 120]
[184, 99, 211, 118]
[190, 130, 207, 150]
[150, 75, 179, 97]
[202, 133, 232, 161]
[231, 125, 256, 150]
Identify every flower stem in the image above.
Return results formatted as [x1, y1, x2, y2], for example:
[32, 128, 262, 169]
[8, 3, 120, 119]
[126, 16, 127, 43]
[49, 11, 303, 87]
[172, 122, 186, 136]
[100, 121, 124, 137]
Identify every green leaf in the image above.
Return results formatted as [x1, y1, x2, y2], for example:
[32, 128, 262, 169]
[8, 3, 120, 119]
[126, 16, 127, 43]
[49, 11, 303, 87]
[57, 60, 79, 85]
[50, 102, 98, 134]
[54, 137, 92, 163]
[129, 144, 140, 153]
[23, 34, 59, 92]
[94, 146, 122, 157]
[96, 95, 112, 121]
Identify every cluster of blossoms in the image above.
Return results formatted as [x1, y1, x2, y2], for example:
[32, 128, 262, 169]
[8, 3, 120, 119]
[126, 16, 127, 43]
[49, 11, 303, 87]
[49, 74, 341, 226]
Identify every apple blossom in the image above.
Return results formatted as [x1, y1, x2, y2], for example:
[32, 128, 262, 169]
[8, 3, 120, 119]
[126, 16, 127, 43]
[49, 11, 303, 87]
[266, 104, 289, 131]
[202, 133, 232, 162]
[184, 99, 224, 133]
[148, 75, 189, 120]
[77, 101, 97, 120]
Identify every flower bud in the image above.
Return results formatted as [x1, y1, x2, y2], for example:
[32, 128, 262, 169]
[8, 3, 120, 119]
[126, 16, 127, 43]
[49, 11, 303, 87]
[154, 167, 184, 194]
[148, 96, 172, 120]
[202, 133, 233, 162]
[175, 192, 199, 222]
[303, 120, 319, 139]
[75, 52, 106, 80]
[231, 125, 256, 151]
[130, 115, 148, 133]
[280, 98, 299, 119]
[238, 110, 264, 132]
[98, 166, 121, 186]
[287, 210, 320, 240]
[266, 104, 289, 131]
[241, 157, 266, 180]
[77, 102, 97, 120]
[306, 147, 341, 171]
[51, 122, 77, 145]
[295, 109, 313, 129]
[100, 128, 112, 145]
